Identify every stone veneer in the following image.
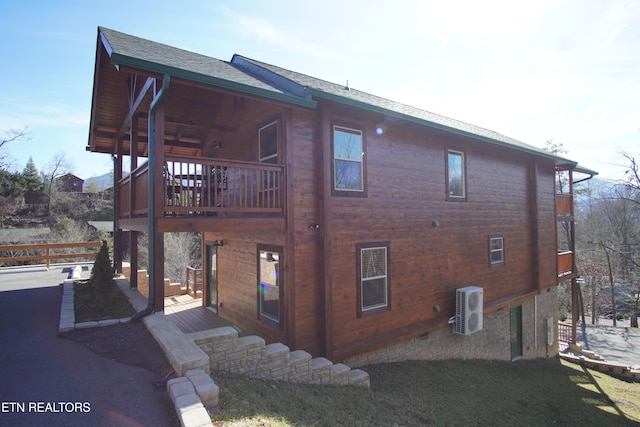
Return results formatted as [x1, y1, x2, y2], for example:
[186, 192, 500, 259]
[344, 289, 559, 368]
[188, 327, 370, 388]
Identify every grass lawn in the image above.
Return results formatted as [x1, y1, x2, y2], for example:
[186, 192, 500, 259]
[210, 358, 640, 426]
[74, 280, 135, 322]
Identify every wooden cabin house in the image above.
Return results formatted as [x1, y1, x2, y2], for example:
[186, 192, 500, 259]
[57, 173, 84, 193]
[88, 27, 595, 365]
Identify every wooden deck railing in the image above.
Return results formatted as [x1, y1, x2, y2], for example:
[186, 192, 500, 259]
[117, 156, 284, 218]
[558, 322, 573, 343]
[117, 162, 149, 218]
[185, 266, 203, 298]
[556, 193, 573, 217]
[165, 155, 283, 216]
[558, 250, 574, 278]
[0, 241, 102, 268]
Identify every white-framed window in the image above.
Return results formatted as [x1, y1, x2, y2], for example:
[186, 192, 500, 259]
[333, 125, 364, 193]
[447, 149, 466, 200]
[357, 242, 390, 315]
[489, 234, 504, 266]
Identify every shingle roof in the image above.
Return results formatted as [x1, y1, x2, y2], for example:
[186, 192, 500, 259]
[232, 55, 583, 168]
[98, 27, 315, 108]
[97, 27, 596, 174]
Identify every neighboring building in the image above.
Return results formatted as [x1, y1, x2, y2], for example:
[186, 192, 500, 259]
[57, 173, 84, 193]
[87, 27, 596, 365]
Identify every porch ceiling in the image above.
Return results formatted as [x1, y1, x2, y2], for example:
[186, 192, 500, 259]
[88, 43, 237, 158]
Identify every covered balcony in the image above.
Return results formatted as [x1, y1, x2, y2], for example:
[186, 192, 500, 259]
[117, 155, 284, 219]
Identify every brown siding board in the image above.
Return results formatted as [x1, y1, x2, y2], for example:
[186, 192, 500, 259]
[319, 105, 553, 359]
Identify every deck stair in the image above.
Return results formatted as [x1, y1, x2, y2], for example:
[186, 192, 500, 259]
[188, 326, 370, 388]
[560, 344, 640, 382]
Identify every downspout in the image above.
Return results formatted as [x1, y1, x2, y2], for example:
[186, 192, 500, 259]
[112, 154, 118, 272]
[130, 74, 171, 322]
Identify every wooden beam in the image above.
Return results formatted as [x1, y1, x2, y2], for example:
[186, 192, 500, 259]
[116, 76, 155, 141]
[283, 108, 296, 349]
[157, 217, 285, 233]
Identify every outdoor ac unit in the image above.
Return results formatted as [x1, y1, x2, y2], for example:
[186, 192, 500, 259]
[455, 286, 483, 335]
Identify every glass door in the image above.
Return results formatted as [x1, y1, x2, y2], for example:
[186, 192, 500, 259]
[205, 244, 218, 310]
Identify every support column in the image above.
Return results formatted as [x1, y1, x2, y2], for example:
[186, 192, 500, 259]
[129, 231, 138, 288]
[148, 75, 170, 313]
[128, 113, 139, 288]
[113, 148, 123, 274]
[571, 277, 578, 344]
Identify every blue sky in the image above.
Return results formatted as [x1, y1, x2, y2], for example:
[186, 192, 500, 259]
[1, 0, 639, 181]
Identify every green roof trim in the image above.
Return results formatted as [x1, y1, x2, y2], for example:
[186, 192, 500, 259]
[306, 88, 578, 167]
[96, 27, 596, 174]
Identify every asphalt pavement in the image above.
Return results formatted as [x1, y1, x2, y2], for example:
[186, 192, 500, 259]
[0, 266, 174, 427]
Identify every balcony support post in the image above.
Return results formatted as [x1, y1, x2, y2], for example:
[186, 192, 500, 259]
[147, 75, 170, 313]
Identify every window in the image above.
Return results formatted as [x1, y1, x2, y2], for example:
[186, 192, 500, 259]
[259, 121, 278, 164]
[489, 234, 504, 266]
[258, 245, 282, 327]
[333, 125, 365, 194]
[357, 242, 390, 316]
[447, 149, 466, 200]
[259, 120, 279, 194]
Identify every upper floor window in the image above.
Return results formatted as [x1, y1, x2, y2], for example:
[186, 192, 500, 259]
[357, 242, 390, 316]
[489, 234, 504, 267]
[333, 125, 365, 194]
[447, 149, 466, 200]
[259, 121, 278, 164]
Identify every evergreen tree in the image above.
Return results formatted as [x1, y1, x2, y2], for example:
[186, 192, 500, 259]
[91, 240, 115, 305]
[22, 157, 41, 192]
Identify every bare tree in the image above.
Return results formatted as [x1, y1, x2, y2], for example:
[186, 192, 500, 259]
[44, 152, 74, 217]
[1, 127, 31, 169]
[164, 232, 201, 284]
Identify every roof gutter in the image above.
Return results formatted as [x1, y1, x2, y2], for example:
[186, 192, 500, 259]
[572, 165, 599, 184]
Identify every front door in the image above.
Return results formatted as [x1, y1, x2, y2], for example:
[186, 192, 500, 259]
[510, 305, 523, 360]
[205, 244, 218, 310]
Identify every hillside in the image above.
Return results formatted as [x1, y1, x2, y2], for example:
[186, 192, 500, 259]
[84, 172, 113, 192]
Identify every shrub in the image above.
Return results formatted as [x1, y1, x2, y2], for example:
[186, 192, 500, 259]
[91, 240, 115, 305]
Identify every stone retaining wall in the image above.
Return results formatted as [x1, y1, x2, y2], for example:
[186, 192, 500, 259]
[189, 327, 370, 388]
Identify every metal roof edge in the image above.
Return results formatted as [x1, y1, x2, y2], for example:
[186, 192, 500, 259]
[573, 165, 599, 176]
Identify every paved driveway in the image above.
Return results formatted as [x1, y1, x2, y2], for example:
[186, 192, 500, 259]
[0, 267, 174, 427]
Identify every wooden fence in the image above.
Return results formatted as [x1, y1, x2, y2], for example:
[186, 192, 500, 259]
[185, 266, 203, 298]
[0, 241, 102, 268]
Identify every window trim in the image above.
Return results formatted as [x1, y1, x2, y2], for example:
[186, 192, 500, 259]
[331, 124, 367, 197]
[356, 241, 390, 317]
[257, 244, 283, 329]
[258, 119, 279, 164]
[446, 149, 467, 201]
[489, 234, 505, 267]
